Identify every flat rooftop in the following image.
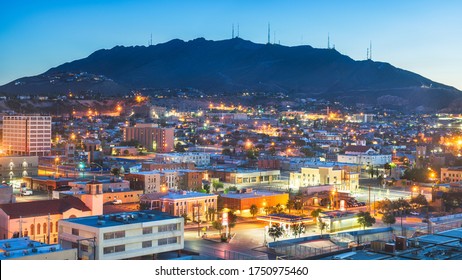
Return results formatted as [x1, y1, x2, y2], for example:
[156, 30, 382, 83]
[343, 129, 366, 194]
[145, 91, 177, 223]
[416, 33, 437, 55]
[0, 237, 65, 260]
[221, 191, 286, 199]
[162, 191, 217, 200]
[63, 210, 181, 228]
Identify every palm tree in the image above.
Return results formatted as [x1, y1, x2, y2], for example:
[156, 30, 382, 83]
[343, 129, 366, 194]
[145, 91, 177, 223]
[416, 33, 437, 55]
[318, 219, 327, 238]
[267, 224, 284, 242]
[249, 204, 259, 217]
[212, 220, 223, 235]
[207, 207, 217, 221]
[286, 199, 295, 214]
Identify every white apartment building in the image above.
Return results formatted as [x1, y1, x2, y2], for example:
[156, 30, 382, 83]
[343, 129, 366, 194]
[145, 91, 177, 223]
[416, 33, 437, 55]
[337, 154, 392, 167]
[290, 166, 343, 188]
[2, 115, 51, 156]
[156, 152, 211, 166]
[58, 211, 184, 260]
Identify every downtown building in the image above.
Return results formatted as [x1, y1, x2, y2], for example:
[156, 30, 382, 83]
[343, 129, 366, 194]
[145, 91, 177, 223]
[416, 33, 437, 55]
[2, 115, 52, 156]
[58, 210, 184, 260]
[123, 124, 174, 153]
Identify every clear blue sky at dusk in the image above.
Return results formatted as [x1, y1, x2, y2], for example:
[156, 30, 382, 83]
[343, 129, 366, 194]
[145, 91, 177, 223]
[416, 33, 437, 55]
[1, 0, 462, 89]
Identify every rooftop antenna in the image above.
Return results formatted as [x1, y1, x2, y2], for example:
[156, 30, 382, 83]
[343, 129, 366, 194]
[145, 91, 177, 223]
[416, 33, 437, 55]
[328, 33, 330, 49]
[237, 24, 240, 38]
[369, 41, 372, 60]
[367, 48, 369, 60]
[150, 33, 153, 46]
[267, 23, 271, 44]
[273, 31, 276, 44]
[232, 24, 235, 39]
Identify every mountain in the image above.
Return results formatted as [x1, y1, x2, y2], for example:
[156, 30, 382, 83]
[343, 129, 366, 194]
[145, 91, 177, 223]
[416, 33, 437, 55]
[1, 37, 460, 110]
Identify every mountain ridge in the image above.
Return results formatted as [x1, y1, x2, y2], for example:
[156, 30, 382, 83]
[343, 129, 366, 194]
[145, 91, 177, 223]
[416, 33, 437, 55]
[1, 37, 460, 110]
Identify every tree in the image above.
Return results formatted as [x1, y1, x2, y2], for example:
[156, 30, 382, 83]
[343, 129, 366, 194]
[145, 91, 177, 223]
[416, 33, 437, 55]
[110, 167, 121, 181]
[123, 149, 130, 156]
[250, 204, 259, 217]
[311, 208, 323, 219]
[381, 212, 396, 226]
[411, 194, 428, 208]
[318, 219, 327, 237]
[212, 220, 223, 234]
[206, 207, 217, 221]
[264, 206, 271, 215]
[357, 211, 376, 230]
[203, 183, 210, 194]
[286, 199, 295, 214]
[227, 211, 237, 237]
[267, 224, 284, 242]
[290, 223, 306, 238]
[181, 213, 190, 225]
[212, 181, 224, 192]
[274, 203, 284, 214]
[222, 148, 233, 156]
[175, 142, 186, 152]
[300, 147, 315, 157]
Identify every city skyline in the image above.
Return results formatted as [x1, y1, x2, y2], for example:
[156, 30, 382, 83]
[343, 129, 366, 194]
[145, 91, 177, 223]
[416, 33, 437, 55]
[1, 0, 462, 90]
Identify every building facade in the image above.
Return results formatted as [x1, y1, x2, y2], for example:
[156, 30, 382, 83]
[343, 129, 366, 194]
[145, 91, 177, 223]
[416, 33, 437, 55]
[155, 152, 211, 166]
[0, 196, 92, 243]
[441, 167, 462, 183]
[123, 124, 174, 153]
[58, 211, 184, 260]
[2, 115, 51, 156]
[0, 156, 38, 184]
[141, 191, 218, 222]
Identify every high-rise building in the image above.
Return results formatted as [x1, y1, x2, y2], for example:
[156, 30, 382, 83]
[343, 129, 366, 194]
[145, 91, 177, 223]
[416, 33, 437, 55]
[123, 124, 174, 153]
[2, 115, 51, 156]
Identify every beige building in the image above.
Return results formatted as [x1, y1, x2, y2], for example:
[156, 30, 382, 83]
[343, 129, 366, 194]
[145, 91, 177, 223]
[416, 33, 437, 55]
[441, 167, 462, 183]
[123, 124, 174, 153]
[141, 191, 218, 222]
[0, 196, 92, 243]
[58, 211, 184, 260]
[2, 115, 51, 156]
[290, 166, 343, 188]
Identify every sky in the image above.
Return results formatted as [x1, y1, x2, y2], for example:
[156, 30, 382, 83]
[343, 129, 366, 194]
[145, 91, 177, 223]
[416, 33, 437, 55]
[1, 0, 462, 89]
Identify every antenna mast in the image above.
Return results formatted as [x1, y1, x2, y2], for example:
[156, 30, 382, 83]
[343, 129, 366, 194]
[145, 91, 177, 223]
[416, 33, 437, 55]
[328, 33, 330, 49]
[232, 24, 235, 39]
[369, 41, 372, 60]
[268, 23, 271, 44]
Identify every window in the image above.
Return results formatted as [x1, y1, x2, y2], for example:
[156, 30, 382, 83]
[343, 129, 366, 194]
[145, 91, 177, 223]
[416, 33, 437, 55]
[103, 230, 125, 240]
[142, 240, 152, 248]
[71, 228, 79, 236]
[158, 237, 177, 246]
[37, 224, 41, 235]
[158, 224, 178, 232]
[142, 227, 152, 235]
[30, 224, 35, 236]
[103, 245, 125, 255]
[80, 244, 89, 252]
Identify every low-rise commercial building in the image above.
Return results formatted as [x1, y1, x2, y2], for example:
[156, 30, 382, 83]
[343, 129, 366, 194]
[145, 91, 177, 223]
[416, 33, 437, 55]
[220, 189, 289, 215]
[140, 191, 217, 222]
[58, 210, 184, 260]
[0, 237, 77, 260]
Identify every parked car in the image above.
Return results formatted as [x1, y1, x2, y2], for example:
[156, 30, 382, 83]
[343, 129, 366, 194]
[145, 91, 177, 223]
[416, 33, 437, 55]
[410, 211, 419, 216]
[21, 190, 33, 196]
[112, 199, 122, 205]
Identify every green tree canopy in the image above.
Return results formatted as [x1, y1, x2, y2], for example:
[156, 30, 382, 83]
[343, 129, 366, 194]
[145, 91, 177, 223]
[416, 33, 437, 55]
[267, 224, 284, 242]
[357, 211, 376, 230]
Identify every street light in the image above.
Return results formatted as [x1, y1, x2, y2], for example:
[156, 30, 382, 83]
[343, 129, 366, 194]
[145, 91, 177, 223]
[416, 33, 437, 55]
[55, 157, 60, 177]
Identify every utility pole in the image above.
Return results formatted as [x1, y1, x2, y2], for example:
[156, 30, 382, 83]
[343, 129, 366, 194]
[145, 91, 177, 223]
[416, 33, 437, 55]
[47, 213, 51, 244]
[368, 185, 371, 212]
